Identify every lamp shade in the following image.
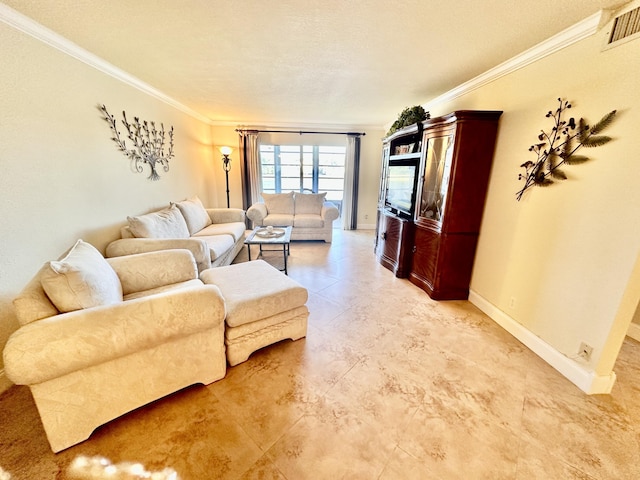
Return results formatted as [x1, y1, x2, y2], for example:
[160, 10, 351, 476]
[219, 146, 233, 156]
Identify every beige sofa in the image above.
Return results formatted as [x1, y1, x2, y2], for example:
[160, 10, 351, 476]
[3, 241, 227, 453]
[246, 192, 340, 242]
[106, 196, 246, 272]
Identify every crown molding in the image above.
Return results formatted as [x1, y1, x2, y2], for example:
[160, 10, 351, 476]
[0, 3, 213, 125]
[424, 10, 605, 110]
[229, 120, 385, 132]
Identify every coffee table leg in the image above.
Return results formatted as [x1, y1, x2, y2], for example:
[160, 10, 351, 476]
[283, 244, 288, 275]
[247, 245, 252, 261]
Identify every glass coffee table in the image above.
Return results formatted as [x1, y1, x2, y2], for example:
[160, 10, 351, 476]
[244, 226, 293, 274]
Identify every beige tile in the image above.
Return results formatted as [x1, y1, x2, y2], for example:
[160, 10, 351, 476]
[521, 384, 640, 479]
[396, 404, 520, 479]
[266, 403, 396, 479]
[379, 447, 442, 480]
[211, 346, 324, 451]
[321, 356, 426, 444]
[237, 454, 287, 480]
[515, 441, 599, 480]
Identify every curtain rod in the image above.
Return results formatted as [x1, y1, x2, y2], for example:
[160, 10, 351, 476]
[236, 128, 365, 136]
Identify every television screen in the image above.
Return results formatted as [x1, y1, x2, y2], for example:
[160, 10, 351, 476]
[385, 163, 417, 216]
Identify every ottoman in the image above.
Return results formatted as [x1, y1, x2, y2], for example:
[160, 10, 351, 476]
[200, 260, 309, 366]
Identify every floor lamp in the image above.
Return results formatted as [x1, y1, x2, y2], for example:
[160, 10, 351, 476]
[219, 146, 232, 208]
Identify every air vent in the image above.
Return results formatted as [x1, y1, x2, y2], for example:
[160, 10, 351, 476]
[607, 6, 640, 45]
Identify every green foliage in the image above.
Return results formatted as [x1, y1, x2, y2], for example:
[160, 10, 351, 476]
[386, 106, 429, 137]
[516, 99, 617, 201]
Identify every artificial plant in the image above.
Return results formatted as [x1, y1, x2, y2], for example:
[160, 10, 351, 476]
[386, 105, 430, 137]
[516, 98, 616, 201]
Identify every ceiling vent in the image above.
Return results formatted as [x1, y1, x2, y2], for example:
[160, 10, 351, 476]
[604, 4, 640, 48]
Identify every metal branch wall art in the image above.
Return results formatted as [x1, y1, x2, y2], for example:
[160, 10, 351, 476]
[516, 98, 616, 201]
[99, 104, 175, 181]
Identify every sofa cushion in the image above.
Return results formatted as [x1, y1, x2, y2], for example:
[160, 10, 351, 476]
[199, 234, 236, 261]
[294, 192, 326, 215]
[124, 278, 204, 301]
[127, 204, 190, 239]
[174, 196, 212, 235]
[263, 214, 294, 227]
[40, 239, 123, 313]
[193, 221, 246, 242]
[106, 249, 198, 295]
[262, 192, 294, 214]
[294, 214, 324, 228]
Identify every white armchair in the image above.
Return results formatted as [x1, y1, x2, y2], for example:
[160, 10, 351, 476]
[3, 241, 227, 452]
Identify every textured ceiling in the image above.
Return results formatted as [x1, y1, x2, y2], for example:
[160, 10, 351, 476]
[3, 0, 625, 127]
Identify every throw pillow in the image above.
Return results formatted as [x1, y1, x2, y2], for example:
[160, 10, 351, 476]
[41, 239, 123, 313]
[127, 204, 190, 239]
[174, 195, 212, 235]
[262, 192, 294, 214]
[294, 192, 327, 215]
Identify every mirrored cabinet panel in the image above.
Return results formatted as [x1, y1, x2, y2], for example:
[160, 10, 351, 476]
[417, 133, 454, 224]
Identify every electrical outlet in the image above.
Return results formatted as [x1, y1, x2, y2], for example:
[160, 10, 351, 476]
[365, 214, 369, 219]
[509, 296, 516, 309]
[578, 342, 593, 361]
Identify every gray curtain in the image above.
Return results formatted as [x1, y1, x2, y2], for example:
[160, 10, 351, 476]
[342, 135, 361, 230]
[239, 131, 261, 211]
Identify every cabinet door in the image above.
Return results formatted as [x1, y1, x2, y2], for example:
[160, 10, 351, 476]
[416, 131, 455, 224]
[409, 226, 439, 293]
[376, 211, 413, 278]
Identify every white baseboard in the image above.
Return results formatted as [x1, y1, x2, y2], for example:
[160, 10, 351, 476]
[357, 223, 376, 230]
[627, 322, 640, 342]
[0, 369, 13, 394]
[469, 290, 616, 394]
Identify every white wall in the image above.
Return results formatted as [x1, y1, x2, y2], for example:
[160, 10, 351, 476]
[424, 21, 640, 391]
[0, 21, 219, 388]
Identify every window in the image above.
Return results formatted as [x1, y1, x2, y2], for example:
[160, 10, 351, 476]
[259, 144, 346, 210]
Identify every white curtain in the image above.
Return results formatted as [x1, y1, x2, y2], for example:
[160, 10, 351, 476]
[239, 131, 261, 210]
[342, 135, 361, 230]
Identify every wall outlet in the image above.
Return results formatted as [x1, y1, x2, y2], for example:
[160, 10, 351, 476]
[509, 296, 516, 309]
[364, 213, 369, 219]
[578, 342, 593, 361]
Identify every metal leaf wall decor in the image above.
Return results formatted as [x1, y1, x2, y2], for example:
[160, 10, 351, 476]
[99, 104, 175, 181]
[516, 98, 616, 201]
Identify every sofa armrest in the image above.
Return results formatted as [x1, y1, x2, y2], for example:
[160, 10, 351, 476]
[321, 201, 340, 222]
[3, 285, 225, 385]
[247, 203, 268, 226]
[105, 238, 211, 272]
[206, 208, 245, 224]
[106, 249, 198, 295]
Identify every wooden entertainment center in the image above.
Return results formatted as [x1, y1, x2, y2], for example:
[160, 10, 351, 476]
[375, 110, 502, 300]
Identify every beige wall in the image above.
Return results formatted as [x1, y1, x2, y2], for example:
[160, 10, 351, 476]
[424, 28, 640, 379]
[0, 22, 220, 383]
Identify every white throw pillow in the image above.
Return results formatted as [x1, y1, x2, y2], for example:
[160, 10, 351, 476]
[294, 192, 327, 215]
[174, 195, 212, 235]
[262, 192, 294, 214]
[41, 239, 123, 313]
[127, 204, 190, 239]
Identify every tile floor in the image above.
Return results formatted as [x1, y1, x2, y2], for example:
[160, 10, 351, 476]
[0, 229, 639, 479]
